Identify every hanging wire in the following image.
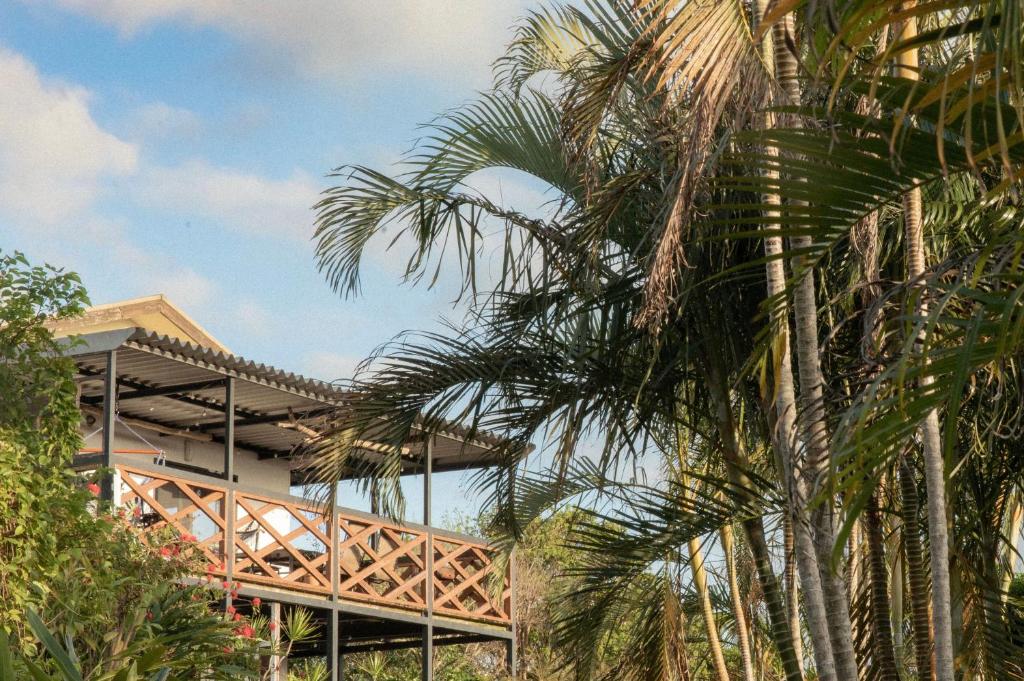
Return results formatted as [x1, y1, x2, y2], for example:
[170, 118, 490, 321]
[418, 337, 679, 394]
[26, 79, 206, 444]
[115, 413, 167, 465]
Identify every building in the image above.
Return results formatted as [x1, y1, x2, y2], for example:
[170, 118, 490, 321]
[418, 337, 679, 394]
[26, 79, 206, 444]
[52, 295, 515, 680]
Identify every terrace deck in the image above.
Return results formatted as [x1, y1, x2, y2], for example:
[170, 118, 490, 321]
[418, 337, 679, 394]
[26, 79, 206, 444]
[112, 461, 512, 629]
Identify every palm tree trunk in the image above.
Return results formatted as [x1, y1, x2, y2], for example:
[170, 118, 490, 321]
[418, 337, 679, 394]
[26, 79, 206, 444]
[688, 535, 731, 681]
[900, 456, 934, 681]
[763, 9, 860, 681]
[702, 352, 804, 681]
[723, 523, 758, 681]
[1004, 500, 1023, 598]
[865, 493, 900, 681]
[752, 3, 839, 679]
[891, 541, 905, 664]
[897, 9, 955, 679]
[783, 515, 804, 670]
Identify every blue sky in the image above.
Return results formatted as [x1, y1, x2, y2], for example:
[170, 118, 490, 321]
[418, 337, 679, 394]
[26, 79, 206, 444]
[0, 0, 554, 522]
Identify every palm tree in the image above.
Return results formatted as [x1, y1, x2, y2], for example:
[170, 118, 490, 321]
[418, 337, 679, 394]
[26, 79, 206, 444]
[307, 1, 1024, 678]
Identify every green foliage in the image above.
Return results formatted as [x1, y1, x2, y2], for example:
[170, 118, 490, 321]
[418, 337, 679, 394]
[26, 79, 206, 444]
[0, 251, 271, 678]
[0, 252, 90, 629]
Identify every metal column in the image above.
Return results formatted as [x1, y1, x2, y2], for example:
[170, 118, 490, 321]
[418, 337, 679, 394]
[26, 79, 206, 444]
[100, 350, 117, 501]
[327, 609, 340, 681]
[508, 551, 518, 677]
[269, 602, 282, 681]
[223, 378, 235, 602]
[328, 482, 340, 681]
[223, 377, 235, 481]
[421, 435, 434, 681]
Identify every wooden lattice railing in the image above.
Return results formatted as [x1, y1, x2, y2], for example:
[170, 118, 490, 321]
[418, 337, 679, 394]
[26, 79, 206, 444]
[115, 464, 511, 625]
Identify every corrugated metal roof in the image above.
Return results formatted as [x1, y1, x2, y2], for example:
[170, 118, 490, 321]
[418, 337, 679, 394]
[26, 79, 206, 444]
[127, 330, 346, 402]
[70, 328, 513, 470]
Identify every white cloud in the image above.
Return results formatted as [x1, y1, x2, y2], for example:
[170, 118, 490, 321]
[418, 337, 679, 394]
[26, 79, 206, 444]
[122, 101, 203, 142]
[233, 299, 272, 336]
[302, 350, 364, 383]
[98, 229, 218, 309]
[0, 47, 137, 226]
[133, 159, 322, 241]
[40, 0, 527, 88]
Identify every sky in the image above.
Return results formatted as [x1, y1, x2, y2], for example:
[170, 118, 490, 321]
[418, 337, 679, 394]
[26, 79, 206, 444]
[0, 0, 554, 524]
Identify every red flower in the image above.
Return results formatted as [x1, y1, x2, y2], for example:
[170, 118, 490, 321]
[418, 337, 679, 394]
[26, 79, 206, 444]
[268, 621, 277, 632]
[159, 547, 172, 558]
[133, 506, 143, 518]
[251, 597, 261, 607]
[237, 625, 254, 638]
[222, 646, 232, 654]
[233, 613, 242, 622]
[86, 483, 101, 496]
[222, 581, 231, 590]
[226, 605, 236, 615]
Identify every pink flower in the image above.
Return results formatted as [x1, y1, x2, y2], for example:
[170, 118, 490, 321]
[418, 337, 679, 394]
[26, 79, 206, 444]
[133, 506, 143, 518]
[233, 613, 242, 622]
[236, 625, 254, 638]
[159, 547, 172, 558]
[268, 621, 277, 632]
[251, 597, 261, 607]
[86, 483, 101, 496]
[226, 605, 236, 615]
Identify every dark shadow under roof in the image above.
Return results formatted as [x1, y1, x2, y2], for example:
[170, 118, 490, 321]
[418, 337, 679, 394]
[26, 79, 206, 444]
[66, 328, 512, 475]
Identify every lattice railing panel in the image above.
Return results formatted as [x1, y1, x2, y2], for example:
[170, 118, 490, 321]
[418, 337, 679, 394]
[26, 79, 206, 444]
[232, 492, 332, 594]
[118, 465, 227, 570]
[337, 513, 427, 610]
[433, 536, 511, 623]
[113, 465, 511, 625]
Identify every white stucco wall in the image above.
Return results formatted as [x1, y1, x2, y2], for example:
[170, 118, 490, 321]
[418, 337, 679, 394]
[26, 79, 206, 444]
[81, 424, 297, 554]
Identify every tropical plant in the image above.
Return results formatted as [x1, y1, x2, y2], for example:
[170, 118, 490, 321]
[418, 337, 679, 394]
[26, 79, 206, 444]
[308, 1, 1024, 679]
[0, 252, 273, 679]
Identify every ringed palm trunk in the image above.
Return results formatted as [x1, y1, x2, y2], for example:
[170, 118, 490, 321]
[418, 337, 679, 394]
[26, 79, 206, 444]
[865, 492, 900, 681]
[702, 349, 803, 681]
[898, 8, 955, 681]
[782, 514, 804, 669]
[753, 3, 854, 679]
[900, 456, 934, 680]
[687, 534, 731, 681]
[1004, 500, 1023, 598]
[722, 523, 758, 681]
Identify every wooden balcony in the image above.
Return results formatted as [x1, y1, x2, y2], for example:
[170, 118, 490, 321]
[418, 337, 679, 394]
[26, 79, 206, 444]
[114, 462, 512, 628]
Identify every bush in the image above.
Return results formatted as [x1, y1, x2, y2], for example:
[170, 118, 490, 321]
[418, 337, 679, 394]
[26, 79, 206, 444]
[0, 252, 271, 678]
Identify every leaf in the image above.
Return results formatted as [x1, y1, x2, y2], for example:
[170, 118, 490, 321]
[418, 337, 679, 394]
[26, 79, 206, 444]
[26, 611, 82, 681]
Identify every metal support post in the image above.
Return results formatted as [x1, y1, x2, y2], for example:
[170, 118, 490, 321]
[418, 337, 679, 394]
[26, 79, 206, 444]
[327, 608, 340, 681]
[329, 481, 341, 680]
[100, 350, 117, 501]
[422, 435, 434, 681]
[223, 377, 235, 481]
[269, 602, 282, 681]
[223, 378, 235, 596]
[508, 551, 517, 677]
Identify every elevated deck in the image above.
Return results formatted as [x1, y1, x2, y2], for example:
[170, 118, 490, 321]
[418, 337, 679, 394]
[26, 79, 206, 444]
[111, 460, 511, 631]
[59, 318, 518, 676]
